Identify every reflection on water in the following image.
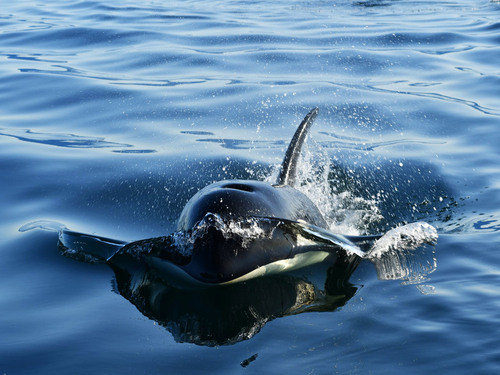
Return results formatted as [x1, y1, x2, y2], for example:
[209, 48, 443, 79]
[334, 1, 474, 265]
[110, 255, 359, 346]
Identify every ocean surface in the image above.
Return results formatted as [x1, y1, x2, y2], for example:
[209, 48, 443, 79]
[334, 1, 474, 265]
[1, 0, 500, 373]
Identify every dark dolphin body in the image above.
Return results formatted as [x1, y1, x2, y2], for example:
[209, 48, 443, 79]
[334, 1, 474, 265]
[49, 108, 369, 287]
[105, 108, 369, 286]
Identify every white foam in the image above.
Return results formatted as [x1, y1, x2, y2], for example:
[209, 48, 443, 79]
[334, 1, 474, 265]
[366, 222, 438, 289]
[367, 222, 438, 259]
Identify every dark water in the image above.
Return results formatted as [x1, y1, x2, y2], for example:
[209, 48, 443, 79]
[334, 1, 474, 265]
[1, 0, 500, 373]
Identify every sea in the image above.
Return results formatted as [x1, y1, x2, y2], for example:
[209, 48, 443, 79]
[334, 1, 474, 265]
[1, 0, 499, 374]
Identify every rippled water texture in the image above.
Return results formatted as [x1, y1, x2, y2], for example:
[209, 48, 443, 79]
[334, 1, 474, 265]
[1, 0, 500, 374]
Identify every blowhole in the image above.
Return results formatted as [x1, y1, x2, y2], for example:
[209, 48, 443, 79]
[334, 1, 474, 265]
[222, 183, 254, 192]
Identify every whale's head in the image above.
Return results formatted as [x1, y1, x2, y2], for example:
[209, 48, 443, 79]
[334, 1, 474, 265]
[142, 179, 332, 285]
[177, 180, 327, 231]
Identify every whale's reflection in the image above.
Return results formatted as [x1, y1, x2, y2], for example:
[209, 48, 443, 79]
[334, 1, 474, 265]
[108, 252, 360, 346]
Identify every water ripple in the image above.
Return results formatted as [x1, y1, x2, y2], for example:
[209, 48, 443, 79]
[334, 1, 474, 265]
[0, 127, 155, 153]
[17, 64, 209, 88]
[328, 80, 500, 117]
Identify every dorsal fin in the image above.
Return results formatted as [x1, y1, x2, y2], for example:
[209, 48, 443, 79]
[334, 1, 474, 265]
[276, 107, 319, 186]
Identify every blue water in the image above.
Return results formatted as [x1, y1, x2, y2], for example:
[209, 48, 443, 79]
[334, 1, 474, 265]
[1, 0, 500, 373]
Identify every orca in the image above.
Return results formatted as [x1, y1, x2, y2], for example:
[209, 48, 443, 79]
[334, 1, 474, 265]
[22, 108, 437, 288]
[45, 108, 365, 287]
[18, 108, 439, 346]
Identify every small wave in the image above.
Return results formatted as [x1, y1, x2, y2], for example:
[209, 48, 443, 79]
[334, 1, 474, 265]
[18, 63, 210, 87]
[19, 220, 128, 263]
[112, 149, 156, 154]
[180, 130, 215, 136]
[441, 214, 500, 234]
[192, 137, 284, 150]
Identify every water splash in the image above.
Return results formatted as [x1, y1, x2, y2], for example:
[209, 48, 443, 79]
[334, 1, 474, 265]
[266, 139, 383, 236]
[162, 213, 281, 258]
[367, 222, 438, 258]
[19, 220, 67, 233]
[365, 222, 438, 291]
[265, 135, 440, 290]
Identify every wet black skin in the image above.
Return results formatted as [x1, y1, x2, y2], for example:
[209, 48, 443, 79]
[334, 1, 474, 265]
[166, 180, 332, 284]
[58, 108, 361, 285]
[177, 180, 328, 231]
[129, 108, 356, 284]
